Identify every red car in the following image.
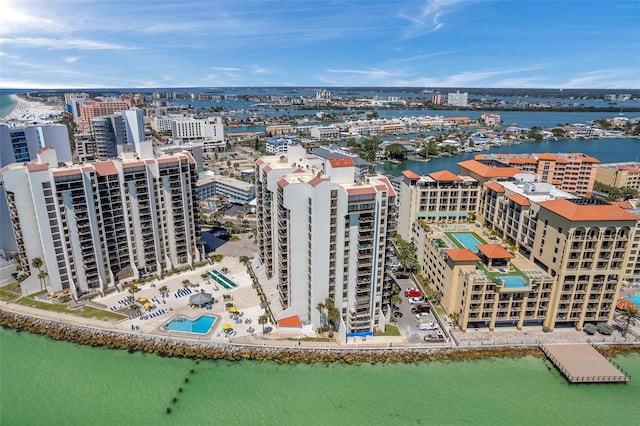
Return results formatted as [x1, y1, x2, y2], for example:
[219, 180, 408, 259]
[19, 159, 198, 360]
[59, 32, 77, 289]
[404, 288, 422, 298]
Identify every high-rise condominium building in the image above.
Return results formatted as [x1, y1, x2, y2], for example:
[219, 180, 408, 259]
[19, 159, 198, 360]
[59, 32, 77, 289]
[447, 91, 468, 107]
[255, 144, 396, 340]
[0, 148, 200, 297]
[171, 117, 225, 150]
[77, 98, 132, 130]
[0, 124, 73, 258]
[89, 109, 147, 160]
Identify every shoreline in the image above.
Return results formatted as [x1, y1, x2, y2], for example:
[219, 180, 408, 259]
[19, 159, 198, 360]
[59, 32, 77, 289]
[2, 308, 638, 364]
[0, 94, 64, 124]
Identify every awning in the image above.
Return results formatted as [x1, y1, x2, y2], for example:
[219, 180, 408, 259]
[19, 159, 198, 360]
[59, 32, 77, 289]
[459, 213, 468, 217]
[427, 213, 436, 218]
[448, 213, 457, 217]
[439, 213, 447, 218]
[417, 213, 426, 218]
[189, 292, 213, 306]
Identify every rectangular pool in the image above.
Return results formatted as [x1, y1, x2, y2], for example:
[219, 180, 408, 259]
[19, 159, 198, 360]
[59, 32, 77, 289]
[164, 315, 216, 334]
[627, 292, 640, 309]
[500, 275, 529, 289]
[451, 233, 483, 250]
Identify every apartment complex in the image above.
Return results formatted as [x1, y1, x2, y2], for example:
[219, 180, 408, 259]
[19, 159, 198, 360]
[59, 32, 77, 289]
[0, 124, 73, 258]
[596, 162, 640, 191]
[195, 174, 255, 203]
[397, 169, 479, 240]
[255, 144, 396, 339]
[472, 153, 599, 196]
[404, 169, 640, 332]
[0, 147, 200, 297]
[447, 91, 468, 107]
[171, 116, 224, 147]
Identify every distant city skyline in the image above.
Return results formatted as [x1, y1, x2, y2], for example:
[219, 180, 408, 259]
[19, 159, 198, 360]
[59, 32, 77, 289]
[1, 0, 639, 89]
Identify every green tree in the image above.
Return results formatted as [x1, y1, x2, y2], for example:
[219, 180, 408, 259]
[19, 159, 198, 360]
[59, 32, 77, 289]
[31, 257, 45, 291]
[393, 237, 417, 274]
[619, 307, 639, 337]
[385, 143, 407, 160]
[359, 136, 381, 162]
[258, 315, 268, 334]
[38, 270, 49, 293]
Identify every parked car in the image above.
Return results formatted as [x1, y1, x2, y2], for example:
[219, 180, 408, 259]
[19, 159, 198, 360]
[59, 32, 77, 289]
[415, 313, 430, 320]
[404, 288, 422, 297]
[393, 311, 403, 318]
[419, 322, 438, 331]
[411, 305, 430, 314]
[408, 297, 424, 304]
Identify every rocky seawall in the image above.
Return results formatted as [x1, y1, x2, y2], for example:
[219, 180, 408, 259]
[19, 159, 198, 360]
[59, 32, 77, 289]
[2, 309, 637, 363]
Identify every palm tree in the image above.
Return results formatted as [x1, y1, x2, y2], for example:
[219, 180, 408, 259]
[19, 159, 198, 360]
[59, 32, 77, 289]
[324, 297, 340, 337]
[450, 312, 461, 330]
[258, 315, 268, 334]
[31, 257, 44, 291]
[316, 302, 325, 328]
[127, 284, 141, 304]
[619, 307, 639, 337]
[38, 270, 49, 293]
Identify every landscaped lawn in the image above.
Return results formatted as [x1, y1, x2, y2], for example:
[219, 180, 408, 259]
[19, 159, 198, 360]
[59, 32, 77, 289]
[0, 282, 21, 301]
[14, 297, 126, 320]
[375, 324, 400, 336]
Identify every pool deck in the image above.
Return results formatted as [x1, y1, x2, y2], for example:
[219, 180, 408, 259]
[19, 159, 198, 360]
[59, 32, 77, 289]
[539, 343, 630, 383]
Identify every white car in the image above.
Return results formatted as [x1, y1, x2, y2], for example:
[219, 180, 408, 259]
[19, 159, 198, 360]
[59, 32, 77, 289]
[419, 322, 438, 331]
[408, 297, 424, 304]
[415, 313, 429, 320]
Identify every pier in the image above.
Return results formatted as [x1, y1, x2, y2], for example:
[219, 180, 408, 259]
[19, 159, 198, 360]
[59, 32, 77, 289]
[539, 343, 630, 383]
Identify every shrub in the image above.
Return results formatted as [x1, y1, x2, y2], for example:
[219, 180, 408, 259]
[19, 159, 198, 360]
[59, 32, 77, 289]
[583, 323, 597, 335]
[597, 323, 614, 335]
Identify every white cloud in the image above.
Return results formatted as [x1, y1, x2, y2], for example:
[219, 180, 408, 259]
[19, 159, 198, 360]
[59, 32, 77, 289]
[0, 37, 137, 50]
[0, 1, 64, 35]
[561, 69, 640, 89]
[399, 0, 469, 38]
[63, 56, 80, 63]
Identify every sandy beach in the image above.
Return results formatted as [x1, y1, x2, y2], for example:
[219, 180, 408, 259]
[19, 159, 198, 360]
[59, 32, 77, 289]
[1, 94, 64, 125]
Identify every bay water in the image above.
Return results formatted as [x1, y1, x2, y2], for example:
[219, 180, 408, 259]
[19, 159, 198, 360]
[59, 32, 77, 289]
[1, 328, 638, 425]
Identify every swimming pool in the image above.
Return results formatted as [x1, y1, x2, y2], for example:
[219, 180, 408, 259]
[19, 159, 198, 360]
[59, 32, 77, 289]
[500, 275, 529, 289]
[451, 233, 483, 250]
[165, 315, 216, 334]
[626, 292, 640, 309]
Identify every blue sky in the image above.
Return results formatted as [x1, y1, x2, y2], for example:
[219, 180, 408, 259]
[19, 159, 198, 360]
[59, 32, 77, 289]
[1, 0, 639, 89]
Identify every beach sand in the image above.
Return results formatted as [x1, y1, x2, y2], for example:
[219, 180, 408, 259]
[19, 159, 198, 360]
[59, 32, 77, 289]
[1, 94, 64, 124]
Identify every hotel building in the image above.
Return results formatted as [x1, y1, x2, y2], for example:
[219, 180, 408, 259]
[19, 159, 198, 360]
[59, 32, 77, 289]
[472, 153, 599, 196]
[596, 162, 640, 192]
[405, 169, 640, 332]
[0, 146, 200, 297]
[255, 144, 396, 339]
[397, 169, 480, 241]
[171, 117, 224, 149]
[77, 98, 132, 130]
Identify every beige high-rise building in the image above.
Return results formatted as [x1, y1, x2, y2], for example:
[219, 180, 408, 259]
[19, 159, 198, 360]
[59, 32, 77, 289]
[596, 162, 640, 192]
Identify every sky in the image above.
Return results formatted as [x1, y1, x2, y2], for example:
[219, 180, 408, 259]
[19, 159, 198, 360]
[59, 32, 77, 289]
[1, 0, 639, 89]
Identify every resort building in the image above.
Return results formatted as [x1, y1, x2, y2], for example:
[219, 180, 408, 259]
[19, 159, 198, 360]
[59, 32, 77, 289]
[473, 153, 599, 196]
[265, 137, 301, 155]
[150, 115, 174, 133]
[309, 125, 341, 140]
[0, 124, 73, 258]
[596, 162, 640, 192]
[255, 144, 397, 340]
[397, 169, 480, 241]
[0, 146, 200, 297]
[265, 124, 294, 137]
[90, 108, 147, 161]
[404, 169, 640, 332]
[480, 113, 501, 127]
[77, 98, 132, 130]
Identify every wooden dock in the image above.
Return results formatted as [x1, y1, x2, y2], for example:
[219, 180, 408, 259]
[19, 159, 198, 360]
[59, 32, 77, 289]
[539, 343, 629, 383]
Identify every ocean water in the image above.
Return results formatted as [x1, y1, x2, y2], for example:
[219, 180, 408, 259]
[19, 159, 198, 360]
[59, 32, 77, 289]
[0, 93, 17, 118]
[380, 137, 640, 176]
[1, 328, 638, 425]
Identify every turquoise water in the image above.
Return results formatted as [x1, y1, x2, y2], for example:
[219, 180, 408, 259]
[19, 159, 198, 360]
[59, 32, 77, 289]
[2, 327, 639, 425]
[165, 315, 216, 334]
[452, 232, 483, 250]
[626, 291, 640, 309]
[501, 275, 529, 289]
[0, 93, 17, 118]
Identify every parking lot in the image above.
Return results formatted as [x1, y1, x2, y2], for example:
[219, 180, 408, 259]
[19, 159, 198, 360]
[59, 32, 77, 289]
[391, 274, 448, 344]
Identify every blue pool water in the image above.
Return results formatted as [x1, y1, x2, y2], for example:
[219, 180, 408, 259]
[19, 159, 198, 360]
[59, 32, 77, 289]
[626, 292, 640, 309]
[500, 275, 529, 289]
[452, 233, 483, 250]
[165, 315, 216, 334]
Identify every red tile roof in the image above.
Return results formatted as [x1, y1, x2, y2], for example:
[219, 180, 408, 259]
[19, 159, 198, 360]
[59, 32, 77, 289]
[93, 161, 118, 176]
[278, 315, 302, 328]
[328, 158, 355, 168]
[309, 176, 327, 187]
[52, 169, 82, 177]
[26, 163, 49, 172]
[484, 182, 505, 193]
[446, 248, 481, 262]
[507, 193, 531, 206]
[429, 170, 461, 181]
[277, 178, 289, 188]
[36, 146, 54, 154]
[458, 160, 521, 178]
[347, 187, 376, 195]
[539, 199, 640, 221]
[477, 244, 514, 259]
[402, 170, 420, 179]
